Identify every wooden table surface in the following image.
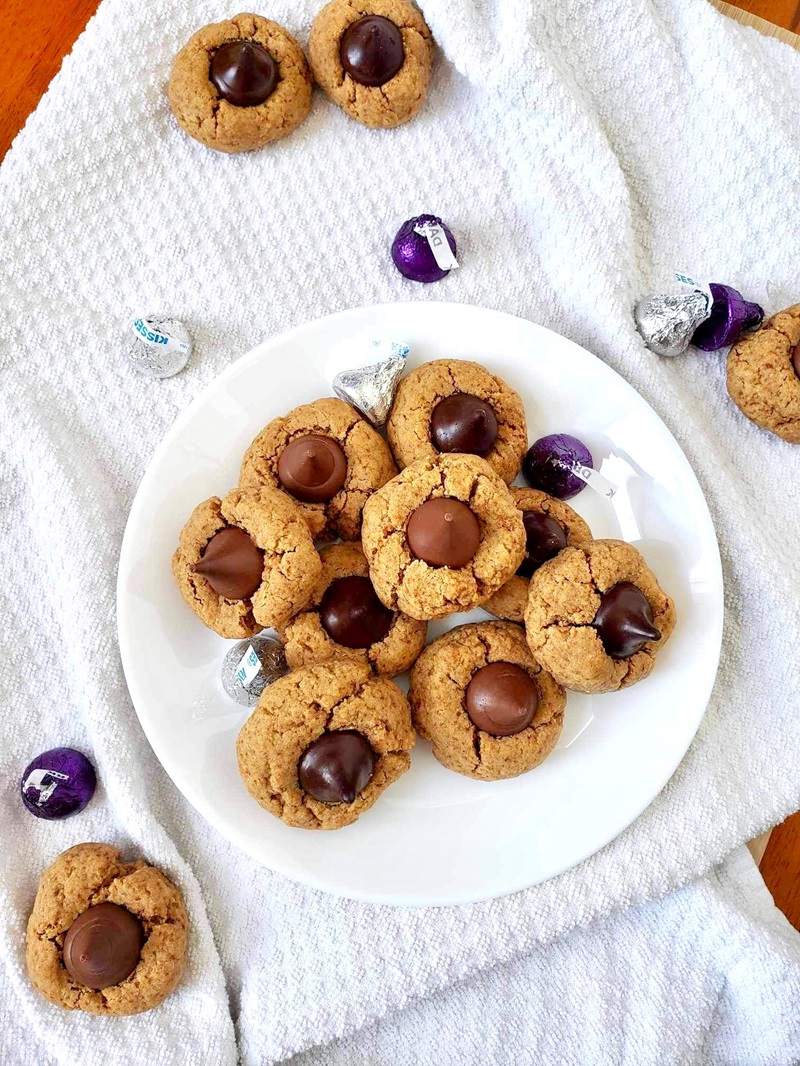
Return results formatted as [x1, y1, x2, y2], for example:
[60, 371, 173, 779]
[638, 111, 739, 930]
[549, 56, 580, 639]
[2, 0, 799, 929]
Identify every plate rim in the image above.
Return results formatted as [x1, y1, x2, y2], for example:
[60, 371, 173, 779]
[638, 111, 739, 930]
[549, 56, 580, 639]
[117, 300, 724, 906]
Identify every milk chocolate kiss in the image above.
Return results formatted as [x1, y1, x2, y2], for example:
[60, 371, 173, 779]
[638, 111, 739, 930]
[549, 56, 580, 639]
[277, 435, 347, 503]
[406, 498, 481, 568]
[62, 902, 144, 990]
[192, 527, 264, 600]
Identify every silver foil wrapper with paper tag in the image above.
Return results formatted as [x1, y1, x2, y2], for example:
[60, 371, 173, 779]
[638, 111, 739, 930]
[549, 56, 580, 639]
[126, 316, 193, 378]
[332, 340, 410, 426]
[221, 635, 287, 708]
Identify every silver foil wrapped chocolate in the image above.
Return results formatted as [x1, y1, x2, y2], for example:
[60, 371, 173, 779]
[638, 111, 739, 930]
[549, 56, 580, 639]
[332, 340, 409, 426]
[126, 316, 192, 378]
[221, 635, 287, 708]
[634, 291, 712, 357]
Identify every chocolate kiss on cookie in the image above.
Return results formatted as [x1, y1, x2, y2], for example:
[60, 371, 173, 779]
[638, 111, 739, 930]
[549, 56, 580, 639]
[430, 394, 498, 457]
[320, 576, 393, 649]
[792, 345, 800, 379]
[63, 902, 144, 990]
[210, 40, 279, 106]
[277, 434, 348, 502]
[465, 662, 539, 737]
[593, 581, 660, 659]
[407, 497, 481, 568]
[192, 527, 264, 599]
[298, 731, 376, 804]
[517, 512, 568, 577]
[339, 15, 404, 87]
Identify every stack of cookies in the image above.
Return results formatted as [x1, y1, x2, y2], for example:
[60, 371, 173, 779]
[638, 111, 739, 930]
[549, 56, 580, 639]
[174, 359, 676, 830]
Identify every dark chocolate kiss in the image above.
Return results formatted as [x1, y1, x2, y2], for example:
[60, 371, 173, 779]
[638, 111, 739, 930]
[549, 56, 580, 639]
[320, 575, 394, 649]
[792, 344, 800, 380]
[593, 581, 661, 659]
[298, 731, 376, 804]
[192, 527, 264, 600]
[430, 394, 499, 456]
[62, 902, 144, 990]
[209, 40, 279, 107]
[517, 512, 568, 577]
[339, 15, 405, 87]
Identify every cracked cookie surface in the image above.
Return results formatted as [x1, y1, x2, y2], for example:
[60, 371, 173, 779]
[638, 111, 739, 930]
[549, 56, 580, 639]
[239, 397, 397, 541]
[172, 486, 322, 638]
[280, 541, 427, 676]
[727, 303, 800, 443]
[168, 13, 312, 153]
[26, 843, 188, 1015]
[309, 0, 433, 129]
[524, 540, 676, 694]
[237, 659, 414, 829]
[361, 454, 526, 621]
[409, 621, 565, 780]
[386, 360, 527, 483]
[483, 488, 593, 623]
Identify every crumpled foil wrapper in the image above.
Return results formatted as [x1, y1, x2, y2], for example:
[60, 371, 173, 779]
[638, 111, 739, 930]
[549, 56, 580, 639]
[332, 340, 410, 426]
[125, 316, 192, 378]
[634, 290, 711, 357]
[221, 635, 287, 708]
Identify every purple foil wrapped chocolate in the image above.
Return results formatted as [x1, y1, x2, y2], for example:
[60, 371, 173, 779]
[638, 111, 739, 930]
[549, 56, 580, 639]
[391, 214, 458, 283]
[523, 434, 594, 500]
[20, 747, 97, 819]
[691, 283, 763, 351]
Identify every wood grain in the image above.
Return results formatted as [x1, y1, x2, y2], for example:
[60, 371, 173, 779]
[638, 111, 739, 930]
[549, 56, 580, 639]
[0, 0, 102, 159]
[1, 0, 799, 928]
[733, 0, 800, 30]
[760, 813, 800, 927]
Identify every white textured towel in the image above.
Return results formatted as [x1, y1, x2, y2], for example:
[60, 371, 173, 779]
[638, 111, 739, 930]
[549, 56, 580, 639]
[2, 0, 800, 1062]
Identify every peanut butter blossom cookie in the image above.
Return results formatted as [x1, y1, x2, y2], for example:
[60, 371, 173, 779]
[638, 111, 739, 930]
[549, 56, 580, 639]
[237, 659, 414, 829]
[309, 0, 433, 129]
[239, 397, 397, 541]
[483, 488, 593, 623]
[26, 843, 188, 1015]
[168, 13, 312, 153]
[409, 621, 565, 780]
[361, 453, 526, 621]
[525, 540, 676, 694]
[726, 303, 800, 443]
[280, 541, 427, 676]
[386, 359, 528, 484]
[172, 485, 322, 638]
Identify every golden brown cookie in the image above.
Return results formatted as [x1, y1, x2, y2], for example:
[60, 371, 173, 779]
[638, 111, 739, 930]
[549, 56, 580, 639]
[237, 659, 414, 829]
[26, 843, 188, 1016]
[726, 303, 800, 443]
[524, 540, 676, 694]
[280, 541, 427, 676]
[308, 0, 433, 129]
[172, 486, 322, 638]
[409, 621, 565, 780]
[168, 13, 312, 153]
[386, 360, 527, 484]
[361, 454, 526, 621]
[483, 488, 593, 623]
[239, 397, 397, 541]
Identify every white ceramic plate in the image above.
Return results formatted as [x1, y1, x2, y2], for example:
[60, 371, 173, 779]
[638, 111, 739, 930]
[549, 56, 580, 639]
[117, 302, 723, 906]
